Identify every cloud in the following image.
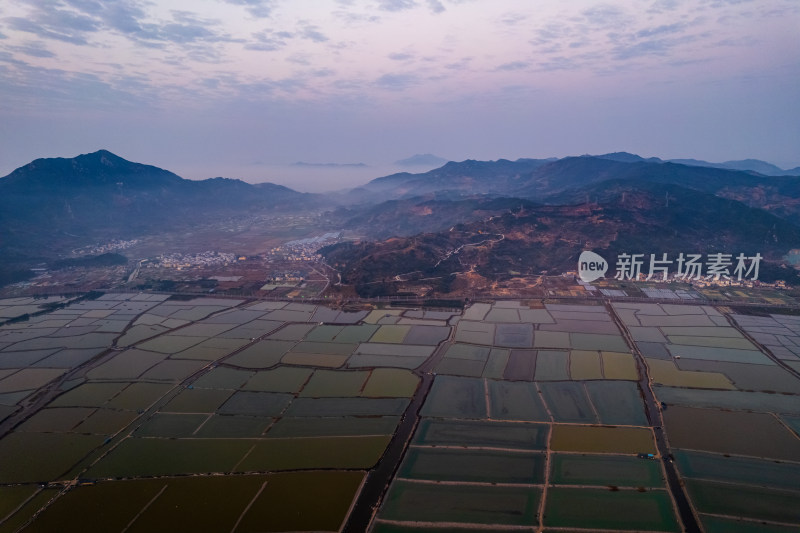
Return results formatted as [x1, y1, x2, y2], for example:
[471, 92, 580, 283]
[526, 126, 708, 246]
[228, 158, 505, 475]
[665, 57, 714, 68]
[287, 53, 310, 65]
[222, 0, 276, 18]
[183, 45, 225, 63]
[332, 78, 363, 91]
[581, 4, 630, 27]
[613, 39, 671, 59]
[388, 52, 414, 61]
[7, 1, 235, 50]
[125, 10, 234, 46]
[156, 24, 218, 45]
[245, 21, 326, 52]
[715, 35, 759, 47]
[609, 18, 706, 61]
[495, 60, 529, 71]
[445, 56, 472, 70]
[5, 11, 98, 46]
[648, 0, 681, 13]
[298, 22, 328, 43]
[611, 30, 705, 61]
[523, 2, 720, 75]
[0, 55, 155, 110]
[636, 22, 688, 38]
[333, 8, 382, 24]
[246, 29, 292, 51]
[427, 0, 445, 14]
[200, 77, 221, 89]
[375, 72, 417, 90]
[272, 77, 306, 92]
[377, 0, 417, 12]
[499, 12, 527, 26]
[74, 0, 146, 35]
[9, 40, 56, 58]
[536, 56, 578, 72]
[704, 0, 755, 7]
[530, 24, 568, 48]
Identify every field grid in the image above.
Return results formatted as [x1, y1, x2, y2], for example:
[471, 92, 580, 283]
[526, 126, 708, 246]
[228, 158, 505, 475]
[0, 297, 798, 532]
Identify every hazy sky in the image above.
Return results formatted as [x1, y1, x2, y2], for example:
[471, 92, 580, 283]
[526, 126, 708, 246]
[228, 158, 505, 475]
[1, 0, 798, 191]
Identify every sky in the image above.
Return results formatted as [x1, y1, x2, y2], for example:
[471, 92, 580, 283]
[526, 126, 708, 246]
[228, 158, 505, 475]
[0, 0, 798, 191]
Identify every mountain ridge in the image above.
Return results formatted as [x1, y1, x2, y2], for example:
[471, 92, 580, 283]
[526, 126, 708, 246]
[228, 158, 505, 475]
[1, 150, 305, 191]
[350, 154, 800, 226]
[323, 179, 800, 296]
[0, 150, 313, 260]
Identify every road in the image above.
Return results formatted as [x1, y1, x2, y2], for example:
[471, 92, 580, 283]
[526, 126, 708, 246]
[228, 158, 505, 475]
[392, 233, 505, 282]
[342, 323, 453, 532]
[431, 233, 504, 269]
[605, 300, 702, 533]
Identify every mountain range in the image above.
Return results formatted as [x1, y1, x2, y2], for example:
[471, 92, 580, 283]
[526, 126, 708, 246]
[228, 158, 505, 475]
[344, 153, 800, 231]
[1, 149, 799, 290]
[324, 179, 800, 296]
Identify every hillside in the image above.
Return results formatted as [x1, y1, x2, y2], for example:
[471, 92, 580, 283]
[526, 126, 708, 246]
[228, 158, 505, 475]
[331, 196, 538, 239]
[0, 150, 310, 260]
[324, 181, 800, 296]
[352, 157, 556, 199]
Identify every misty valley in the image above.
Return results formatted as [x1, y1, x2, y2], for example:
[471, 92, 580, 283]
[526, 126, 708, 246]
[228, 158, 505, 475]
[2, 150, 799, 300]
[0, 150, 800, 532]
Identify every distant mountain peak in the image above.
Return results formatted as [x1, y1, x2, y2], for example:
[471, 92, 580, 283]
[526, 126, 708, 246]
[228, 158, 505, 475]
[592, 152, 664, 164]
[666, 157, 800, 176]
[394, 154, 448, 167]
[720, 159, 787, 176]
[2, 149, 183, 189]
[82, 149, 128, 167]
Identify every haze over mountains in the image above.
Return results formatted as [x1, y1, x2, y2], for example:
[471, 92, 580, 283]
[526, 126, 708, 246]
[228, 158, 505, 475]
[292, 161, 368, 168]
[348, 153, 800, 225]
[1, 149, 799, 289]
